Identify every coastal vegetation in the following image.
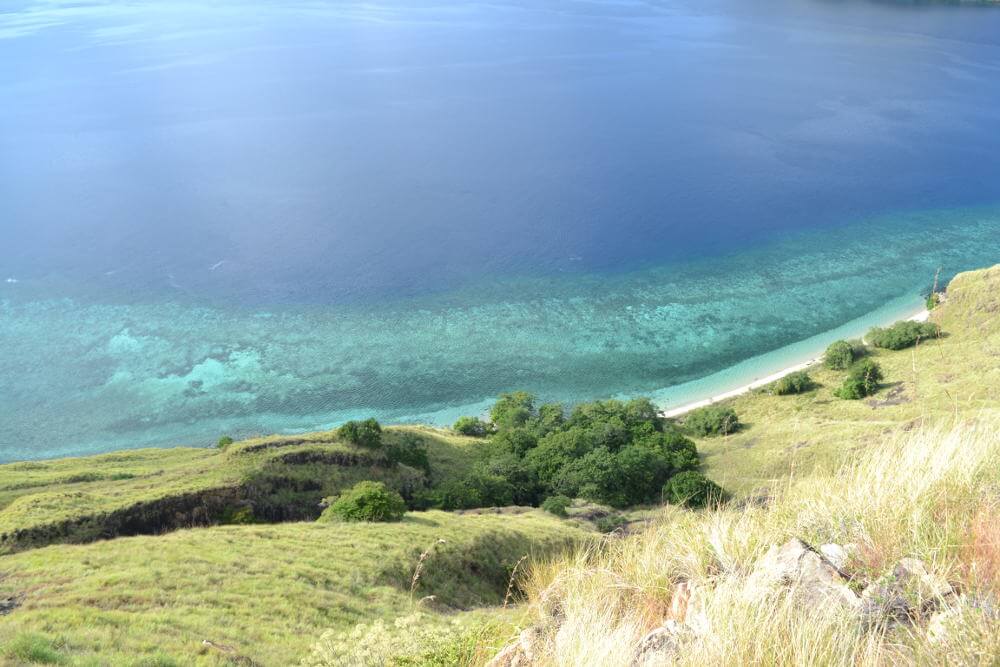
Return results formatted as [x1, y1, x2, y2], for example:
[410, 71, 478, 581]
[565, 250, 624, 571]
[320, 481, 407, 523]
[0, 264, 996, 665]
[823, 339, 857, 370]
[770, 370, 814, 395]
[867, 320, 939, 350]
[682, 405, 741, 437]
[833, 359, 885, 400]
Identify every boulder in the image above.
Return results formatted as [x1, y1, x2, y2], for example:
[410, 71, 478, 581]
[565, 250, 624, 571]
[860, 558, 954, 630]
[926, 593, 999, 644]
[631, 620, 692, 666]
[744, 538, 860, 610]
[819, 543, 850, 572]
[486, 627, 546, 667]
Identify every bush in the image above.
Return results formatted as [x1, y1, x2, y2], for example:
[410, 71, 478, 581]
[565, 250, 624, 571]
[453, 416, 489, 437]
[2, 633, 65, 665]
[772, 370, 813, 396]
[595, 513, 627, 534]
[833, 359, 884, 400]
[541, 494, 571, 518]
[926, 293, 940, 310]
[823, 340, 856, 370]
[338, 418, 382, 448]
[490, 391, 536, 430]
[662, 471, 725, 508]
[683, 405, 740, 437]
[384, 433, 430, 472]
[320, 481, 405, 522]
[217, 435, 234, 448]
[867, 320, 939, 350]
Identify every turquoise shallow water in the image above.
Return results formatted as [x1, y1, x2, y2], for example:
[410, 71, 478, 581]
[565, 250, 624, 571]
[1, 205, 997, 461]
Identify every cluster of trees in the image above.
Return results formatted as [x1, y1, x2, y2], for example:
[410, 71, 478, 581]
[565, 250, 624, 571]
[868, 320, 939, 350]
[337, 419, 430, 471]
[445, 393, 723, 510]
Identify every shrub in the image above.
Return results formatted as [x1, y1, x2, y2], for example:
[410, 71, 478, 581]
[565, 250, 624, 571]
[541, 494, 571, 517]
[823, 340, 856, 370]
[490, 391, 536, 430]
[217, 435, 234, 448]
[595, 513, 627, 534]
[833, 359, 884, 400]
[338, 418, 382, 448]
[2, 633, 65, 665]
[867, 320, 939, 350]
[683, 405, 740, 437]
[662, 471, 725, 508]
[320, 481, 405, 522]
[772, 370, 813, 396]
[453, 416, 489, 437]
[926, 292, 940, 310]
[384, 433, 430, 472]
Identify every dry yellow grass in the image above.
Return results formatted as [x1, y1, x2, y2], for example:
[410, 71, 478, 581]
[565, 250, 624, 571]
[516, 416, 1000, 666]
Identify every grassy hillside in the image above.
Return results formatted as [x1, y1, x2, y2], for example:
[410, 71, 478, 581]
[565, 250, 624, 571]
[1, 264, 996, 666]
[0, 510, 585, 666]
[692, 264, 1000, 494]
[495, 418, 1000, 666]
[0, 426, 480, 554]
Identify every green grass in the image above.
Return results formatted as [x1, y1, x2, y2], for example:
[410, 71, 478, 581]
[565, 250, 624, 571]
[0, 426, 482, 553]
[0, 510, 585, 666]
[691, 264, 1000, 494]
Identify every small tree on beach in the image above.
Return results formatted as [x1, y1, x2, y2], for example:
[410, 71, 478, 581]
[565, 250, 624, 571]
[824, 340, 856, 370]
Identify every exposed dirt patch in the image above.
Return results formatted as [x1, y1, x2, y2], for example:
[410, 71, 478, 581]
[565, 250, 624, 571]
[866, 384, 911, 409]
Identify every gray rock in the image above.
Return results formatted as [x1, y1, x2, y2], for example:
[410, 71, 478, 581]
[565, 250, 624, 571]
[486, 627, 546, 667]
[819, 543, 850, 572]
[860, 558, 954, 630]
[631, 620, 692, 666]
[744, 538, 860, 610]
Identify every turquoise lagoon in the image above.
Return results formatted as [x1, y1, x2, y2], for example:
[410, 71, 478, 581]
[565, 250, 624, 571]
[2, 205, 998, 461]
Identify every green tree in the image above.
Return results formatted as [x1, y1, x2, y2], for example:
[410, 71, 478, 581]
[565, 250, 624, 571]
[833, 359, 884, 400]
[683, 405, 740, 437]
[490, 392, 536, 430]
[338, 418, 383, 448]
[453, 416, 489, 437]
[772, 370, 813, 396]
[320, 481, 406, 522]
[823, 340, 856, 370]
[867, 321, 939, 350]
[663, 471, 725, 508]
[541, 494, 571, 517]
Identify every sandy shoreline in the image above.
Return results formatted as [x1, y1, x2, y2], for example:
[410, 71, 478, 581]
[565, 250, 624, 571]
[658, 307, 931, 419]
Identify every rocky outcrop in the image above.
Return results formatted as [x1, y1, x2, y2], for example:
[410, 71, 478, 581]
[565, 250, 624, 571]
[484, 538, 963, 666]
[743, 538, 860, 610]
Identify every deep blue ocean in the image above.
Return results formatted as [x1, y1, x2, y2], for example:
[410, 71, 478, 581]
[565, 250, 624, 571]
[2, 0, 1000, 461]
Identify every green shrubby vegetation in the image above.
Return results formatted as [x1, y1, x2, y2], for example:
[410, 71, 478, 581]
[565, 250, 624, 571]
[662, 470, 725, 508]
[449, 395, 718, 509]
[453, 416, 489, 437]
[216, 435, 234, 448]
[867, 320, 939, 350]
[771, 370, 813, 395]
[338, 418, 383, 448]
[926, 292, 940, 310]
[834, 359, 884, 400]
[541, 494, 571, 517]
[823, 339, 857, 370]
[320, 481, 407, 522]
[683, 405, 740, 437]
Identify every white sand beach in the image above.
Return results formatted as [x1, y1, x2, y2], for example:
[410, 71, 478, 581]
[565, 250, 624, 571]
[659, 307, 931, 419]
